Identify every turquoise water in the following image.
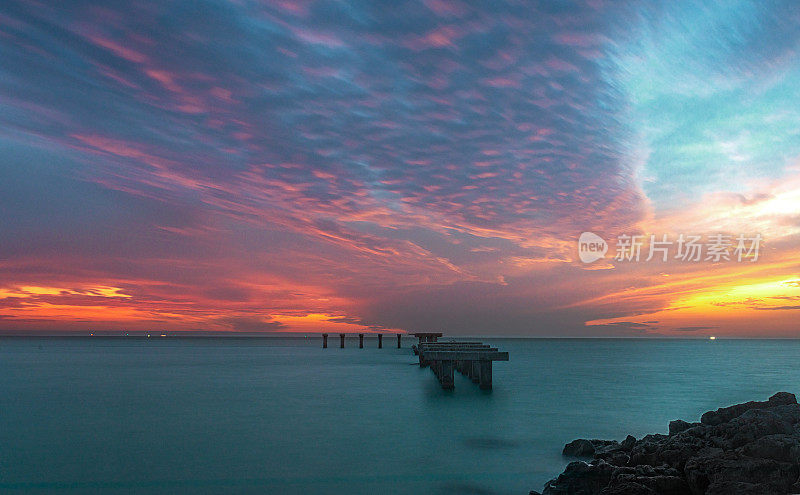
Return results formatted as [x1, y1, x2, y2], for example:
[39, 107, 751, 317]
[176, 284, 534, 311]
[2, 337, 800, 494]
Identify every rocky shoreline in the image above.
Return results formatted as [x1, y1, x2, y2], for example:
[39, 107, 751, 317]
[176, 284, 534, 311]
[531, 392, 800, 495]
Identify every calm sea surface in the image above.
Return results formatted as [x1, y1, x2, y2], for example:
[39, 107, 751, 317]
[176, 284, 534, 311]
[2, 337, 799, 494]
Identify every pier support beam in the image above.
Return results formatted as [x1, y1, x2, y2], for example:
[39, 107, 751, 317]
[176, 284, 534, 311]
[397, 334, 402, 348]
[340, 333, 345, 348]
[378, 334, 382, 348]
[359, 333, 364, 348]
[322, 333, 328, 348]
[479, 360, 492, 390]
[471, 360, 480, 383]
[440, 360, 454, 389]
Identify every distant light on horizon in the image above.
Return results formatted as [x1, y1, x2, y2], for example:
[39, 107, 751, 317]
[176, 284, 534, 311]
[709, 336, 716, 340]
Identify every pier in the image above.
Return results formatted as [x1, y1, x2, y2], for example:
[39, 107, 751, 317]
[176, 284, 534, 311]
[416, 342, 508, 390]
[321, 332, 508, 390]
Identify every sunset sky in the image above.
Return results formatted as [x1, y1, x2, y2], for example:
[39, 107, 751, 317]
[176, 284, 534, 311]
[1, 0, 799, 336]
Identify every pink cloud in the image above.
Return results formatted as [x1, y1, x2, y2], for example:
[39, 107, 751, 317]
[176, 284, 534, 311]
[89, 35, 148, 63]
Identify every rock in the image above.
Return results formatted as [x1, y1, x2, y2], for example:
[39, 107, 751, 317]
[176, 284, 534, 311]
[704, 480, 785, 495]
[595, 450, 629, 467]
[593, 440, 622, 455]
[621, 435, 637, 451]
[606, 470, 687, 495]
[668, 420, 696, 436]
[736, 434, 800, 463]
[542, 460, 614, 495]
[533, 393, 800, 495]
[684, 452, 798, 494]
[700, 392, 796, 426]
[599, 481, 655, 494]
[563, 439, 596, 457]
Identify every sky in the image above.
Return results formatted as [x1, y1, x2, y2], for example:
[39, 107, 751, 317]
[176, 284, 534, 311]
[1, 0, 799, 336]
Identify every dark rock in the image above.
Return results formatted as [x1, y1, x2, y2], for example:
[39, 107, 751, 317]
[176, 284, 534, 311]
[599, 481, 654, 494]
[684, 452, 798, 494]
[534, 393, 800, 495]
[595, 450, 629, 466]
[700, 392, 796, 426]
[593, 440, 623, 452]
[630, 431, 715, 470]
[704, 480, 785, 495]
[621, 435, 637, 451]
[593, 441, 625, 464]
[607, 464, 688, 495]
[563, 439, 596, 457]
[736, 434, 800, 463]
[542, 460, 614, 495]
[593, 440, 622, 456]
[668, 420, 696, 436]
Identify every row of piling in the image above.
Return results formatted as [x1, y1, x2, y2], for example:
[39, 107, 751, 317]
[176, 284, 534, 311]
[321, 333, 401, 349]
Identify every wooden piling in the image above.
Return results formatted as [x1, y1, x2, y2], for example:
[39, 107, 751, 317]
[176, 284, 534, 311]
[378, 334, 383, 348]
[359, 333, 364, 348]
[339, 333, 345, 348]
[397, 334, 401, 348]
[322, 333, 328, 348]
[440, 360, 454, 389]
[471, 360, 480, 383]
[479, 360, 493, 389]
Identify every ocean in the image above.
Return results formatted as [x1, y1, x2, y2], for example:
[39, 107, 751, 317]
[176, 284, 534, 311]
[1, 337, 799, 494]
